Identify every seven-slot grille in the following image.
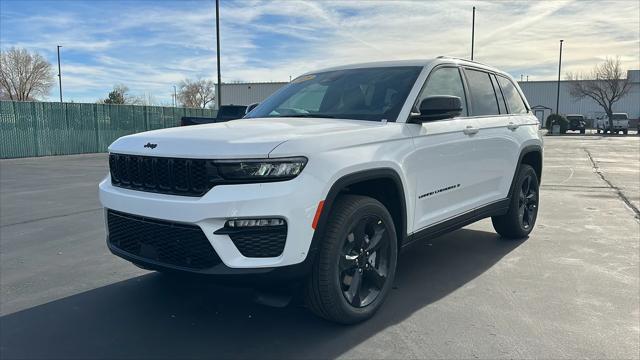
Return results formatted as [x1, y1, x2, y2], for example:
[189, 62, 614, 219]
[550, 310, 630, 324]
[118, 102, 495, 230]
[109, 153, 213, 197]
[107, 210, 221, 270]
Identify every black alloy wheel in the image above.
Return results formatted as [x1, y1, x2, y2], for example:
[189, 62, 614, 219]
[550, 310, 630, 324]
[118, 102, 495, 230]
[492, 164, 540, 239]
[339, 215, 390, 308]
[518, 173, 538, 230]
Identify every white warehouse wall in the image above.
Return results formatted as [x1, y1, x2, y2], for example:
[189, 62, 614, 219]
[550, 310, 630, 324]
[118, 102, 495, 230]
[518, 70, 640, 123]
[220, 82, 288, 106]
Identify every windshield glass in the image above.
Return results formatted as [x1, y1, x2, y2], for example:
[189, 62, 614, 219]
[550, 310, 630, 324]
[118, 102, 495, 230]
[611, 114, 628, 120]
[245, 66, 422, 122]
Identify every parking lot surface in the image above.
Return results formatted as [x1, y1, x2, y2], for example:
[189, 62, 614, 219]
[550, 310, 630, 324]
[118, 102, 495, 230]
[1, 134, 639, 359]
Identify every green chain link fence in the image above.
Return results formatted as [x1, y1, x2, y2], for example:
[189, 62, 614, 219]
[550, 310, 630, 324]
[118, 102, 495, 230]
[0, 101, 217, 159]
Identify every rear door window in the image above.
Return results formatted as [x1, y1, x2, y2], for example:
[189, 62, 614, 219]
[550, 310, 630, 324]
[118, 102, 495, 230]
[496, 76, 528, 114]
[464, 69, 500, 116]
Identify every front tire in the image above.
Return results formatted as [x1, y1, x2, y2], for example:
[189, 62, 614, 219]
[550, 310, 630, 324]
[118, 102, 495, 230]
[305, 195, 398, 324]
[492, 165, 540, 239]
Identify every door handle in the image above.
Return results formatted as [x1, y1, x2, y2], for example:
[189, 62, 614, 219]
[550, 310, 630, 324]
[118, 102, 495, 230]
[507, 122, 520, 131]
[463, 125, 479, 135]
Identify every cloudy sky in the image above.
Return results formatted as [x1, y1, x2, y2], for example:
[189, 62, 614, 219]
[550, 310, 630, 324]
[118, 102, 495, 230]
[1, 0, 638, 104]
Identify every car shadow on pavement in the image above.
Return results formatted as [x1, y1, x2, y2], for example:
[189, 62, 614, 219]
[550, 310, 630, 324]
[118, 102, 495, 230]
[0, 228, 524, 359]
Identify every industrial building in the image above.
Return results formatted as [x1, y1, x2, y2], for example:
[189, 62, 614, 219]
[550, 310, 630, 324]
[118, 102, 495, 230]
[220, 70, 639, 128]
[519, 69, 639, 127]
[220, 82, 287, 107]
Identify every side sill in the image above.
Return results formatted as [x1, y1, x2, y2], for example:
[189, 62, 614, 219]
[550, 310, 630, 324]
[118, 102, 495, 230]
[403, 198, 510, 249]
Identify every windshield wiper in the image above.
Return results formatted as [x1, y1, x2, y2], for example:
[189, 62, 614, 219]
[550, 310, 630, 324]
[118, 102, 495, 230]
[285, 114, 337, 118]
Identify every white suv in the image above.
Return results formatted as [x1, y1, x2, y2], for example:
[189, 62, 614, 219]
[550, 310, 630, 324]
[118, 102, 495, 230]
[99, 57, 543, 324]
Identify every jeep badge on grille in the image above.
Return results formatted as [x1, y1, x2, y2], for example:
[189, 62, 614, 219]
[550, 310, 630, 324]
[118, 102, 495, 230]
[143, 142, 157, 149]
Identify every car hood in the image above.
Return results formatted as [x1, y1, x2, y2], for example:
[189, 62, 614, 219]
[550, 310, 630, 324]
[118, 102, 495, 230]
[108, 117, 388, 158]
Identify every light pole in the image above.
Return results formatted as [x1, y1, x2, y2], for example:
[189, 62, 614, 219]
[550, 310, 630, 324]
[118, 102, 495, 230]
[471, 6, 475, 61]
[215, 0, 222, 109]
[555, 40, 564, 114]
[173, 85, 177, 107]
[56, 45, 63, 103]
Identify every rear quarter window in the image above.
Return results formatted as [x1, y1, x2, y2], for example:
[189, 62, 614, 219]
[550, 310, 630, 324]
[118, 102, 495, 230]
[496, 76, 528, 114]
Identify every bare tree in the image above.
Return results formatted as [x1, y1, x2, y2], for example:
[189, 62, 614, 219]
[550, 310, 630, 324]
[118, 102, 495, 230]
[0, 47, 55, 101]
[177, 78, 216, 108]
[567, 57, 632, 133]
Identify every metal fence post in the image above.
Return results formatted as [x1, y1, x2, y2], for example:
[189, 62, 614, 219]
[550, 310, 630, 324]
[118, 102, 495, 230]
[30, 102, 39, 157]
[93, 104, 100, 153]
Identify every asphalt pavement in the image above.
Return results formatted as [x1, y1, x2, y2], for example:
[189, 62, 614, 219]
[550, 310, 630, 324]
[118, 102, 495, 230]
[1, 134, 638, 359]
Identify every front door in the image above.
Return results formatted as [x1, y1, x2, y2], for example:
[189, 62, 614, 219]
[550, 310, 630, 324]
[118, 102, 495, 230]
[408, 66, 484, 231]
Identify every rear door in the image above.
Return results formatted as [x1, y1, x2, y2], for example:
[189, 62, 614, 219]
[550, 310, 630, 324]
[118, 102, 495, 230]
[461, 68, 521, 205]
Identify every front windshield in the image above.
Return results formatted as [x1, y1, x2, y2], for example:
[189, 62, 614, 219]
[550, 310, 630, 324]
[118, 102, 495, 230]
[245, 66, 422, 122]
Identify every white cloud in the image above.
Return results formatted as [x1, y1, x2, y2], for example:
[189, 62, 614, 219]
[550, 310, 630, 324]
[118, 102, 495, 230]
[1, 0, 638, 103]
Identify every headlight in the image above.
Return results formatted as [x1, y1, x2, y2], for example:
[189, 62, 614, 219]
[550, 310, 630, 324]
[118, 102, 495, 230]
[215, 157, 307, 181]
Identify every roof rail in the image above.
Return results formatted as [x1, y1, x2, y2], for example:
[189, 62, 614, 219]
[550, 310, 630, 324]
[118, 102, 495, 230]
[436, 56, 489, 67]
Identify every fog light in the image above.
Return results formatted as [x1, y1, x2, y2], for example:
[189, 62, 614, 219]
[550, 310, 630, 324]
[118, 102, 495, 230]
[226, 218, 285, 228]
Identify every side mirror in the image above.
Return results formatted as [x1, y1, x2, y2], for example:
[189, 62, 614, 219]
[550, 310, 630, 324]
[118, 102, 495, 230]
[245, 102, 259, 115]
[409, 96, 462, 123]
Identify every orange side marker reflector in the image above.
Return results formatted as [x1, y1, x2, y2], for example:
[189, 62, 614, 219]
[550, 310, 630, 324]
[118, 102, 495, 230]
[312, 200, 325, 229]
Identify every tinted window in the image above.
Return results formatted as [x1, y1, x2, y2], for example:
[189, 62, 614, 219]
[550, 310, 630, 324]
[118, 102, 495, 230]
[465, 69, 500, 116]
[611, 114, 628, 120]
[416, 67, 467, 116]
[217, 105, 247, 119]
[496, 76, 528, 114]
[246, 67, 422, 122]
[490, 74, 507, 114]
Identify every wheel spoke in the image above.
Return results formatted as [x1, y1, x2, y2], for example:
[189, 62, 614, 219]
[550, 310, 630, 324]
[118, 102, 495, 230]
[365, 224, 386, 252]
[367, 266, 387, 289]
[526, 191, 537, 204]
[518, 204, 526, 225]
[527, 204, 536, 224]
[521, 176, 530, 195]
[345, 269, 363, 306]
[352, 220, 368, 251]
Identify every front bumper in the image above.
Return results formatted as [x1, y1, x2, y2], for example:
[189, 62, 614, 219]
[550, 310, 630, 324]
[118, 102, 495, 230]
[99, 173, 324, 272]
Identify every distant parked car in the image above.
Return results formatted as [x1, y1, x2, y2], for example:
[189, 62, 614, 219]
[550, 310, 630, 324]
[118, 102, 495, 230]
[596, 113, 629, 134]
[181, 105, 247, 126]
[566, 114, 586, 134]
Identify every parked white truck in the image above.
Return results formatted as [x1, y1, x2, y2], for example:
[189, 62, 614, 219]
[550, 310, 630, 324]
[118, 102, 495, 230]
[597, 113, 630, 134]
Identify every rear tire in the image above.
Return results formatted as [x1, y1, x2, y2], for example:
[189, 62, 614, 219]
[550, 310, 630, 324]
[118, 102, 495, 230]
[305, 195, 398, 324]
[580, 129, 585, 134]
[492, 165, 539, 239]
[623, 130, 628, 135]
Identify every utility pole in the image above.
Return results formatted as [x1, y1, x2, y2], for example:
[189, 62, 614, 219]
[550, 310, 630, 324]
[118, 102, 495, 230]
[556, 39, 564, 114]
[215, 0, 222, 109]
[173, 85, 177, 107]
[56, 45, 63, 103]
[520, 74, 523, 81]
[471, 6, 475, 61]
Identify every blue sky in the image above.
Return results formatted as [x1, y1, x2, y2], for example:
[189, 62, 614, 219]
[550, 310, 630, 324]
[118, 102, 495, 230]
[1, 0, 638, 104]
